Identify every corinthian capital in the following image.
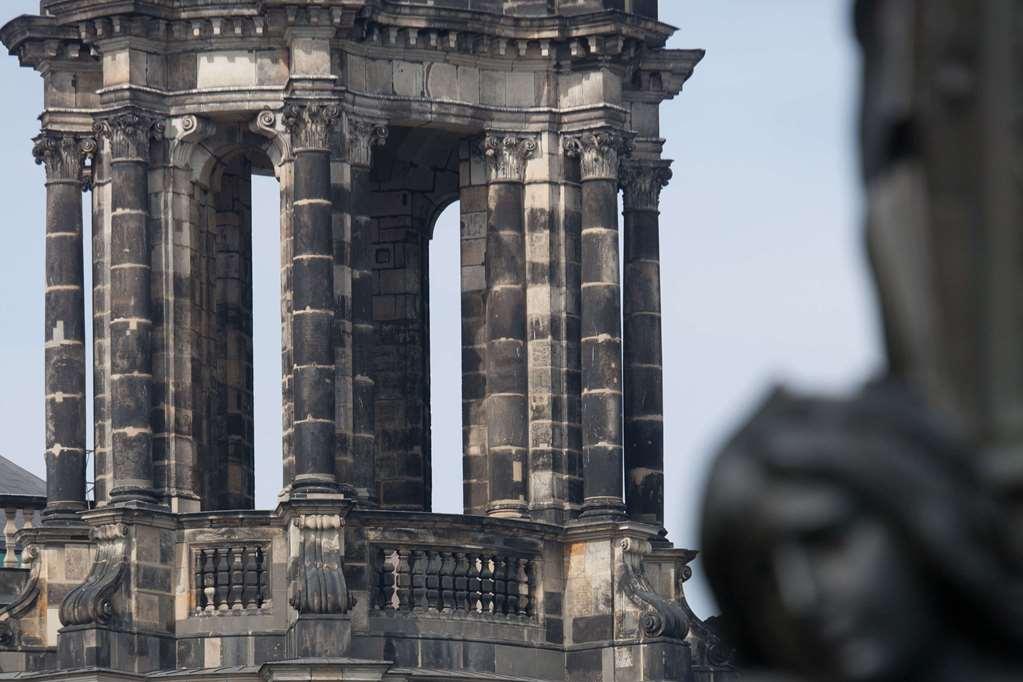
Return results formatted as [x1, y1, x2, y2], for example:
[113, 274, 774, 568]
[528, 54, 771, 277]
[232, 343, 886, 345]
[93, 109, 165, 161]
[283, 100, 341, 151]
[620, 160, 673, 212]
[563, 129, 634, 181]
[483, 133, 538, 183]
[32, 132, 95, 185]
[346, 117, 389, 168]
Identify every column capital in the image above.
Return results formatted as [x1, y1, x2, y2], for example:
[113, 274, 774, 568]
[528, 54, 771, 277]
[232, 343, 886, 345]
[620, 160, 673, 212]
[346, 116, 388, 168]
[32, 131, 96, 186]
[482, 132, 538, 183]
[283, 99, 341, 151]
[93, 108, 164, 161]
[563, 128, 634, 181]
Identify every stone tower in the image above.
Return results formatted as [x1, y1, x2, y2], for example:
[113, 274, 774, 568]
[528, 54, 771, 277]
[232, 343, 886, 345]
[0, 1, 729, 680]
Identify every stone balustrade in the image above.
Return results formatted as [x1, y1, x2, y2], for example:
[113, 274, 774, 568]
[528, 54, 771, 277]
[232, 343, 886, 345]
[375, 546, 538, 620]
[192, 544, 270, 614]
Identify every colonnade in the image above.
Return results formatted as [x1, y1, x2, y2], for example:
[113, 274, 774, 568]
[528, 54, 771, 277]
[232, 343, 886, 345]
[34, 109, 672, 532]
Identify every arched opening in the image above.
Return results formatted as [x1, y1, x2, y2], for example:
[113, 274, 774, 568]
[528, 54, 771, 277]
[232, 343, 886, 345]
[428, 202, 463, 514]
[251, 172, 284, 509]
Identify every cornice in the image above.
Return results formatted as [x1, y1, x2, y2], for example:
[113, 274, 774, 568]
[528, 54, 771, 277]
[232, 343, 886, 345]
[19, 2, 692, 73]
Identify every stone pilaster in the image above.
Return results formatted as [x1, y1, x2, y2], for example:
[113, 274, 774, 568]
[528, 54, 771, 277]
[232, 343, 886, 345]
[620, 160, 672, 534]
[33, 131, 94, 525]
[347, 118, 388, 505]
[564, 129, 632, 519]
[283, 101, 342, 495]
[94, 109, 164, 505]
[483, 133, 538, 519]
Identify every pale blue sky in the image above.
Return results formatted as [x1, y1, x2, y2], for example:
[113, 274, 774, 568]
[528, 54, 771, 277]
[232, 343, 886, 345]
[0, 1, 879, 618]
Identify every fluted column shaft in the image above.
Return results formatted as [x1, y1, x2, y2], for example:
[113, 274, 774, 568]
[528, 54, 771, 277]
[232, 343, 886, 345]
[621, 161, 672, 531]
[565, 130, 630, 518]
[484, 133, 537, 519]
[285, 101, 342, 494]
[95, 110, 162, 504]
[348, 119, 388, 504]
[34, 132, 93, 523]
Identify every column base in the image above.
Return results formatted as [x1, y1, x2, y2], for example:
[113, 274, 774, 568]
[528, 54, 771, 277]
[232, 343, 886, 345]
[579, 497, 627, 521]
[287, 614, 352, 659]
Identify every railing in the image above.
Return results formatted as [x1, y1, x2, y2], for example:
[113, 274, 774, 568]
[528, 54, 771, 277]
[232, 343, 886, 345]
[192, 544, 270, 614]
[375, 547, 537, 619]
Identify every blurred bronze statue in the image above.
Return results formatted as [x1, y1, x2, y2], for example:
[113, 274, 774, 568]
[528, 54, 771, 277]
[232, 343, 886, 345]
[702, 381, 1023, 681]
[701, 1, 1023, 679]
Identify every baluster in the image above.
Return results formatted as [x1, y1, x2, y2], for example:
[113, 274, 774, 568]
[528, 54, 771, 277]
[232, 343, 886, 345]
[480, 555, 494, 614]
[2, 507, 17, 568]
[467, 553, 482, 614]
[493, 556, 507, 615]
[202, 549, 216, 612]
[193, 550, 205, 613]
[411, 550, 428, 611]
[378, 548, 397, 610]
[453, 552, 469, 613]
[215, 548, 230, 610]
[396, 549, 412, 611]
[516, 558, 530, 616]
[439, 552, 455, 612]
[243, 547, 259, 609]
[426, 551, 443, 611]
[229, 547, 244, 610]
[257, 548, 268, 607]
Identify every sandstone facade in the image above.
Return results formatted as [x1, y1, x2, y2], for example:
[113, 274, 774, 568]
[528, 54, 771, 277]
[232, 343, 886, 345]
[0, 2, 729, 680]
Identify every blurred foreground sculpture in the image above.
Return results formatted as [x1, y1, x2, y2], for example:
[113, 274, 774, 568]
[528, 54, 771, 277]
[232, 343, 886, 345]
[702, 1, 1023, 679]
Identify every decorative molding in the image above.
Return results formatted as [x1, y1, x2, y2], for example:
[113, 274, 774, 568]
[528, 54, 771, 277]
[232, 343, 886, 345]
[346, 117, 389, 168]
[283, 101, 341, 152]
[482, 133, 538, 183]
[617, 537, 688, 640]
[287, 514, 350, 614]
[93, 109, 164, 161]
[676, 561, 735, 668]
[168, 114, 217, 170]
[32, 131, 95, 186]
[59, 524, 128, 626]
[620, 160, 673, 212]
[564, 129, 634, 181]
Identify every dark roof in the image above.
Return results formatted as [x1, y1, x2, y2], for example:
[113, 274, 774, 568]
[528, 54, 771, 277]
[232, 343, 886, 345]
[0, 455, 45, 498]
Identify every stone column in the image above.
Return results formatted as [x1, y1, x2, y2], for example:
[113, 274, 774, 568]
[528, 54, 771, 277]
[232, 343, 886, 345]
[564, 130, 630, 519]
[347, 118, 388, 504]
[283, 101, 341, 495]
[33, 132, 93, 525]
[620, 160, 672, 532]
[94, 110, 163, 505]
[483, 133, 537, 519]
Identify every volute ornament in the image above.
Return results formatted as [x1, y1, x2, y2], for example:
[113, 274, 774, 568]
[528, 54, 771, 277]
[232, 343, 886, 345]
[617, 537, 688, 641]
[564, 129, 634, 181]
[0, 544, 42, 647]
[59, 524, 129, 626]
[283, 101, 341, 151]
[482, 133, 538, 183]
[32, 132, 94, 185]
[347, 117, 389, 168]
[93, 109, 164, 161]
[287, 514, 350, 614]
[620, 161, 673, 212]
